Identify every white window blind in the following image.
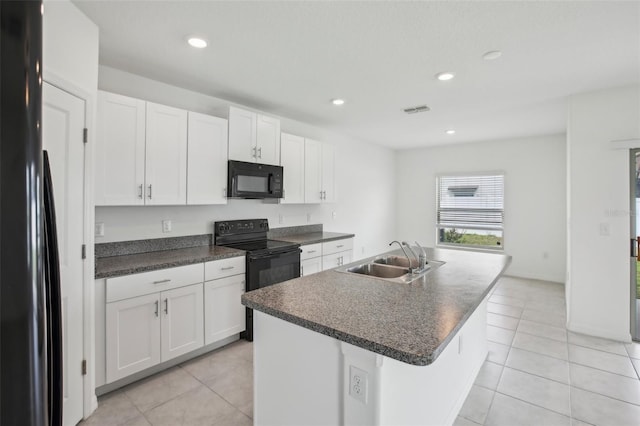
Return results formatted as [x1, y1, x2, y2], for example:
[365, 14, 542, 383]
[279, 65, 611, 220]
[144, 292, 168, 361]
[437, 174, 504, 231]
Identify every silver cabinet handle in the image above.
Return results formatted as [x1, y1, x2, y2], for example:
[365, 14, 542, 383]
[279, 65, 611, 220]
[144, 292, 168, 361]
[164, 298, 169, 315]
[138, 184, 143, 199]
[336, 245, 344, 249]
[153, 279, 171, 284]
[258, 147, 262, 158]
[307, 250, 317, 254]
[252, 147, 257, 158]
[223, 188, 227, 198]
[221, 266, 235, 271]
[154, 300, 159, 317]
[148, 184, 153, 199]
[301, 265, 304, 276]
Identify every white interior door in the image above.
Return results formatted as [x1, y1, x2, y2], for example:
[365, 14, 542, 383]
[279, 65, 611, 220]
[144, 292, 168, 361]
[42, 82, 85, 426]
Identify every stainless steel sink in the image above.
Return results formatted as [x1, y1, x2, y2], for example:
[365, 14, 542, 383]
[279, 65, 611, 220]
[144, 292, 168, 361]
[336, 255, 443, 284]
[347, 263, 410, 278]
[373, 255, 414, 268]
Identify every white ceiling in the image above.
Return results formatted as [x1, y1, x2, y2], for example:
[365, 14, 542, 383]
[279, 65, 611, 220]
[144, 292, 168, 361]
[73, 0, 640, 149]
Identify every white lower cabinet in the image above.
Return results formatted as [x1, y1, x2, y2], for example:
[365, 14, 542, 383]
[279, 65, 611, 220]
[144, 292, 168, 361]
[301, 257, 323, 276]
[322, 250, 353, 270]
[106, 293, 161, 383]
[161, 284, 204, 361]
[106, 283, 203, 383]
[321, 238, 354, 271]
[300, 243, 323, 276]
[204, 275, 246, 344]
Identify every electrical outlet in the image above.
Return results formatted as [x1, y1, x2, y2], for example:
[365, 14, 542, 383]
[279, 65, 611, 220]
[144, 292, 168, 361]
[95, 222, 105, 237]
[349, 366, 368, 404]
[332, 211, 337, 220]
[162, 220, 172, 233]
[599, 222, 610, 236]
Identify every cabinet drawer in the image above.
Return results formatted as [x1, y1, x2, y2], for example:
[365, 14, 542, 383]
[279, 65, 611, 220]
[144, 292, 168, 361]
[205, 256, 246, 281]
[322, 238, 353, 256]
[300, 243, 322, 260]
[106, 263, 204, 303]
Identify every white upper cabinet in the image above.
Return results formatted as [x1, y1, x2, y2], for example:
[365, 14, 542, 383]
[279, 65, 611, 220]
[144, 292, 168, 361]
[297, 137, 336, 204]
[321, 143, 336, 203]
[256, 115, 281, 165]
[95, 91, 146, 206]
[280, 132, 305, 204]
[228, 106, 256, 163]
[187, 112, 228, 205]
[228, 106, 280, 166]
[304, 138, 322, 203]
[145, 102, 188, 205]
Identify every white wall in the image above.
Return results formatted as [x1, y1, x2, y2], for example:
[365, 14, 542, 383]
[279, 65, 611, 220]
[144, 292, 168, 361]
[566, 84, 640, 342]
[95, 66, 396, 259]
[43, 0, 99, 95]
[395, 135, 566, 283]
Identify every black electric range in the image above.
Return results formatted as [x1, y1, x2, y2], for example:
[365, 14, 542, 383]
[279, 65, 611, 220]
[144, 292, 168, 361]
[214, 219, 301, 341]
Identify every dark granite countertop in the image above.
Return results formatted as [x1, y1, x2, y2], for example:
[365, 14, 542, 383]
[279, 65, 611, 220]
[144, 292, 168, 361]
[242, 247, 511, 366]
[95, 245, 245, 279]
[273, 232, 354, 245]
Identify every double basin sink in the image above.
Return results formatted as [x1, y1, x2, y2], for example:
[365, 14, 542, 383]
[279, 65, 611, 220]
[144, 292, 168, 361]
[337, 255, 443, 284]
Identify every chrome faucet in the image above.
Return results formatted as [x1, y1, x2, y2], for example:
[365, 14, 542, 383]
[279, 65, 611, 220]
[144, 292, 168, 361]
[415, 241, 428, 271]
[402, 241, 422, 274]
[389, 240, 413, 271]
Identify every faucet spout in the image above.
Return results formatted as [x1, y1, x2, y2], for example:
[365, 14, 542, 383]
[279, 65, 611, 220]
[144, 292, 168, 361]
[401, 241, 419, 272]
[389, 240, 413, 272]
[415, 241, 428, 271]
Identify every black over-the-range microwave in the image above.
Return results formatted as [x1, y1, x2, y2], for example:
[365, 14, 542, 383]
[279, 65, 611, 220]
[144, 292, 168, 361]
[227, 160, 284, 199]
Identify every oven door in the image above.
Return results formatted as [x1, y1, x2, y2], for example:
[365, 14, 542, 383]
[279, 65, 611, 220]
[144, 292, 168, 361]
[246, 248, 301, 291]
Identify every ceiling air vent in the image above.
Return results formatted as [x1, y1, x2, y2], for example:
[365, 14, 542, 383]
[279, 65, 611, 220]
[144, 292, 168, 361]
[403, 105, 430, 114]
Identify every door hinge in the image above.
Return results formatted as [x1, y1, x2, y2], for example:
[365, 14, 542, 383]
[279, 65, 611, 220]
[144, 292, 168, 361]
[83, 128, 88, 144]
[81, 244, 86, 259]
[81, 360, 87, 375]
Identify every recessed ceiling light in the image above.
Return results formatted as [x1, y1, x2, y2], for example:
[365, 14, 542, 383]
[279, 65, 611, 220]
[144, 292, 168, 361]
[483, 50, 502, 60]
[435, 72, 455, 81]
[332, 99, 345, 106]
[446, 129, 456, 135]
[187, 37, 208, 49]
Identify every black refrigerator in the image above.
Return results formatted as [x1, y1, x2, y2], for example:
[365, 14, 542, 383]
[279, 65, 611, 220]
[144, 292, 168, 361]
[1, 2, 63, 425]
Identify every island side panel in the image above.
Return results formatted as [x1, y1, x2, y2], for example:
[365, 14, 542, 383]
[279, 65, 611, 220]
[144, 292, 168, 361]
[379, 298, 488, 426]
[254, 311, 342, 426]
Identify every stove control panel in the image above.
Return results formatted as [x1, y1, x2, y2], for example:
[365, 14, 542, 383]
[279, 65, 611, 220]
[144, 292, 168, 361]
[214, 218, 269, 236]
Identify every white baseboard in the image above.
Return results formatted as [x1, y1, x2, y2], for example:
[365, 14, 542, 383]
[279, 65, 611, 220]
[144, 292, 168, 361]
[566, 320, 632, 343]
[502, 273, 565, 285]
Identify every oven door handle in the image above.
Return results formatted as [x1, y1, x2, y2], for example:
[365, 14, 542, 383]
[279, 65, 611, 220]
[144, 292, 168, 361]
[248, 248, 301, 261]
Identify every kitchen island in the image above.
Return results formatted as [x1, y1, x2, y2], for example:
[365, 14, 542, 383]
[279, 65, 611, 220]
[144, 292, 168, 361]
[242, 247, 511, 426]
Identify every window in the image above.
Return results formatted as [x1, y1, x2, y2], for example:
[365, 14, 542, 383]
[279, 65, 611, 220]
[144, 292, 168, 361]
[436, 174, 504, 250]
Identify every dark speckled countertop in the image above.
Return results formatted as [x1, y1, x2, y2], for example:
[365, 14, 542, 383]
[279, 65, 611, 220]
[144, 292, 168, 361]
[95, 246, 244, 279]
[273, 232, 354, 245]
[242, 247, 511, 366]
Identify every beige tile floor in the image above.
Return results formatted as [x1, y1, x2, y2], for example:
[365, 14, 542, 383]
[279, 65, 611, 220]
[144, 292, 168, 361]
[456, 276, 640, 426]
[83, 276, 640, 426]
[81, 340, 253, 426]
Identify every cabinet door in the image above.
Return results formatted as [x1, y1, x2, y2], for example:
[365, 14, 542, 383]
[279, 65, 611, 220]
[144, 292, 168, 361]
[256, 114, 281, 165]
[187, 112, 228, 205]
[280, 133, 305, 204]
[321, 252, 342, 271]
[204, 275, 246, 345]
[301, 257, 322, 276]
[145, 102, 188, 205]
[106, 293, 161, 383]
[304, 138, 323, 203]
[95, 91, 146, 206]
[228, 106, 256, 163]
[321, 143, 336, 203]
[341, 250, 353, 266]
[160, 283, 204, 362]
